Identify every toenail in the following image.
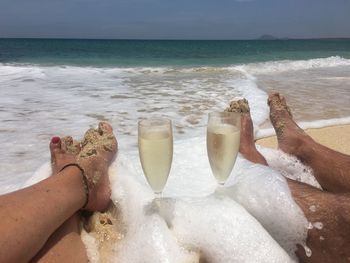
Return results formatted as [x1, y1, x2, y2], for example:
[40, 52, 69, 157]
[51, 137, 60, 144]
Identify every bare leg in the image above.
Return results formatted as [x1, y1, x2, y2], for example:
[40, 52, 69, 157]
[239, 112, 268, 166]
[236, 100, 350, 262]
[289, 182, 350, 262]
[225, 99, 267, 166]
[31, 137, 88, 263]
[268, 93, 350, 193]
[30, 214, 88, 263]
[0, 122, 117, 263]
[0, 161, 87, 263]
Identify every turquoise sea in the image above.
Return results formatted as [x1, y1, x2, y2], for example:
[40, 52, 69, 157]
[1, 38, 350, 66]
[1, 38, 350, 193]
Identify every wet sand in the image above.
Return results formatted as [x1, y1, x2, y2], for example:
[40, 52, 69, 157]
[256, 124, 350, 155]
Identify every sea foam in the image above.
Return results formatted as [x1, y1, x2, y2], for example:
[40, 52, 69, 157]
[24, 136, 309, 262]
[1, 56, 350, 195]
[234, 56, 350, 75]
[1, 57, 349, 193]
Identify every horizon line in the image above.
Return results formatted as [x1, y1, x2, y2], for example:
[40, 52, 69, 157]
[1, 37, 350, 41]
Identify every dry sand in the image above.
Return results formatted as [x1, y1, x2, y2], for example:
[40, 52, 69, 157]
[256, 124, 350, 155]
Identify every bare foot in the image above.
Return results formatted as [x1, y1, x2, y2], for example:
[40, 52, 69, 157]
[268, 93, 311, 157]
[78, 122, 118, 212]
[50, 122, 118, 212]
[226, 99, 267, 165]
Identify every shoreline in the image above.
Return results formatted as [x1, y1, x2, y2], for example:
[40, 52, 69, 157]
[256, 124, 350, 155]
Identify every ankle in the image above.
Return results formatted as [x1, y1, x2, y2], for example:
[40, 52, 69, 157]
[239, 143, 256, 157]
[293, 133, 315, 161]
[240, 145, 263, 163]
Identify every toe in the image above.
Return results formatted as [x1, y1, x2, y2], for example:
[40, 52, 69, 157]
[267, 92, 280, 106]
[61, 136, 73, 151]
[62, 136, 73, 146]
[268, 93, 293, 118]
[50, 136, 62, 154]
[239, 98, 250, 113]
[280, 96, 293, 117]
[98, 122, 113, 134]
[280, 95, 287, 105]
[226, 98, 250, 113]
[82, 128, 99, 146]
[50, 136, 63, 166]
[72, 140, 81, 153]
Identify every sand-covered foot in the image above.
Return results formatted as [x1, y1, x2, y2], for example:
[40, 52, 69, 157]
[225, 98, 251, 114]
[50, 136, 81, 174]
[268, 93, 309, 157]
[78, 122, 118, 212]
[226, 99, 267, 165]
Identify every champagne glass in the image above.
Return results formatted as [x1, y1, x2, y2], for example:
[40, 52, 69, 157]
[207, 112, 241, 185]
[138, 118, 173, 198]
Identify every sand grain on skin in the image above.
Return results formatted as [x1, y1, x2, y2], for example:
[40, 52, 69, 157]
[225, 98, 250, 113]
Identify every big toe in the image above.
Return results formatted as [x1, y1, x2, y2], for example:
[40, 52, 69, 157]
[99, 122, 118, 151]
[268, 92, 293, 118]
[50, 136, 63, 156]
[98, 122, 113, 134]
[225, 98, 250, 113]
[50, 136, 64, 167]
[267, 92, 282, 106]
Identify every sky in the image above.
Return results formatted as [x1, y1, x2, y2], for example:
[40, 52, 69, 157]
[0, 0, 349, 39]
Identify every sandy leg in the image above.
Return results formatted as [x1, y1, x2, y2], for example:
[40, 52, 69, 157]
[268, 92, 350, 193]
[288, 180, 350, 262]
[234, 98, 350, 262]
[226, 99, 267, 165]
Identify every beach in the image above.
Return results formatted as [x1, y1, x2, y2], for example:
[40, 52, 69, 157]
[1, 39, 350, 262]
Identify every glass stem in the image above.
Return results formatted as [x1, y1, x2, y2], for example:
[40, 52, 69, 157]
[215, 183, 226, 196]
[155, 191, 162, 200]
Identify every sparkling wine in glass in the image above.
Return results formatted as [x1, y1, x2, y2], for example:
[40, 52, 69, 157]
[207, 112, 241, 185]
[138, 118, 173, 197]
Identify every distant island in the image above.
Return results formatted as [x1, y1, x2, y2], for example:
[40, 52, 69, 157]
[258, 34, 289, 40]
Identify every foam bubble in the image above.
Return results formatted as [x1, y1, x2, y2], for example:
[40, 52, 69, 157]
[309, 205, 317, 212]
[313, 222, 323, 230]
[258, 146, 321, 189]
[226, 156, 308, 259]
[115, 214, 195, 263]
[81, 230, 100, 263]
[171, 197, 293, 263]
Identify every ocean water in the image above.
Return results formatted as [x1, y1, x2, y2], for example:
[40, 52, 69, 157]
[1, 39, 350, 261]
